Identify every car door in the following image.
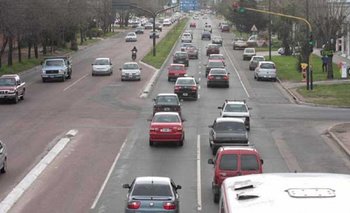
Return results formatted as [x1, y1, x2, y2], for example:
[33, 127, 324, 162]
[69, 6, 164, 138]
[216, 153, 239, 185]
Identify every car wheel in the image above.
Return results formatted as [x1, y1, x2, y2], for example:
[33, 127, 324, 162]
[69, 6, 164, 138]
[212, 146, 218, 155]
[257, 77, 260, 81]
[42, 78, 46, 83]
[149, 140, 154, 146]
[13, 94, 19, 104]
[62, 75, 66, 82]
[214, 192, 220, 203]
[1, 158, 7, 173]
[273, 78, 277, 82]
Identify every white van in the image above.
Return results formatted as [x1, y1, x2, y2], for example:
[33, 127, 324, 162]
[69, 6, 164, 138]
[220, 173, 350, 213]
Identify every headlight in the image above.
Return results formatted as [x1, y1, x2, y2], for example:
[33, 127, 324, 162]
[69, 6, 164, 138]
[59, 69, 65, 74]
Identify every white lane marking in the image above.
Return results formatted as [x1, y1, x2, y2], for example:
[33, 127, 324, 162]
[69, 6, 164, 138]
[197, 135, 202, 211]
[223, 45, 250, 98]
[198, 77, 201, 82]
[90, 139, 127, 209]
[63, 73, 89, 91]
[0, 130, 77, 212]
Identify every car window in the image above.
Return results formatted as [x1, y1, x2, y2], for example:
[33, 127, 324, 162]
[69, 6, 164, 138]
[153, 114, 180, 123]
[260, 63, 275, 69]
[45, 60, 64, 67]
[219, 154, 238, 170]
[176, 79, 195, 85]
[94, 59, 109, 65]
[127, 33, 135, 36]
[209, 55, 223, 60]
[208, 61, 224, 67]
[175, 52, 187, 57]
[214, 121, 245, 132]
[156, 96, 179, 105]
[245, 49, 255, 53]
[123, 63, 139, 69]
[224, 104, 247, 112]
[210, 69, 226, 75]
[0, 142, 3, 150]
[0, 78, 16, 86]
[241, 154, 259, 171]
[132, 183, 173, 196]
[170, 65, 183, 70]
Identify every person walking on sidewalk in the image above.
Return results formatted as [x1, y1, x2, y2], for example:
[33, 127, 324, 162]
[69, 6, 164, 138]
[321, 55, 328, 72]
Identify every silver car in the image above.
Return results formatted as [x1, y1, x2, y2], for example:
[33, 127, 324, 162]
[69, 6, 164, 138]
[125, 32, 137, 42]
[254, 61, 277, 81]
[0, 140, 7, 174]
[120, 62, 142, 81]
[123, 176, 181, 212]
[249, 56, 265, 70]
[91, 58, 113, 76]
[243, 48, 256, 60]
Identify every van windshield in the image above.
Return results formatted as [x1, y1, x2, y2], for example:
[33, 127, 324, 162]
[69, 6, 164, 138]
[219, 154, 238, 170]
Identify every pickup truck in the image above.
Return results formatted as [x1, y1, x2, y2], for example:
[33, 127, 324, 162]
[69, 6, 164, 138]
[41, 56, 72, 82]
[0, 74, 26, 104]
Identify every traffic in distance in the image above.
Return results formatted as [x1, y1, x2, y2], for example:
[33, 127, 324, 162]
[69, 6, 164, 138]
[1, 8, 350, 213]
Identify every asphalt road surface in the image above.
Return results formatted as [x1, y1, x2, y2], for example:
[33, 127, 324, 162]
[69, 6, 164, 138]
[2, 15, 350, 213]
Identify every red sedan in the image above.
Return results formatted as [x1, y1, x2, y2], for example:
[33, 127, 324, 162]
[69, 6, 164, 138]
[149, 112, 185, 146]
[190, 22, 196, 28]
[167, 63, 187, 82]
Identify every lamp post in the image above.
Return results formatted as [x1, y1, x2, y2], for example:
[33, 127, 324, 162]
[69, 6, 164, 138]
[268, 0, 272, 60]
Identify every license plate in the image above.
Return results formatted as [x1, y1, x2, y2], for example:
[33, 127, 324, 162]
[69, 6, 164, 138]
[164, 107, 170, 111]
[182, 93, 188, 96]
[216, 77, 221, 79]
[160, 128, 171, 132]
[175, 73, 179, 76]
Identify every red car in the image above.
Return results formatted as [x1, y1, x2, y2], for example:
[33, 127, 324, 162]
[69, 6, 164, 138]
[167, 63, 187, 82]
[149, 112, 185, 146]
[208, 146, 263, 203]
[190, 22, 196, 28]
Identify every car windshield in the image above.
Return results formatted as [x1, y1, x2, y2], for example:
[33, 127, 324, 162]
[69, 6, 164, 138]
[132, 183, 172, 197]
[253, 57, 265, 62]
[94, 59, 109, 65]
[241, 155, 259, 171]
[224, 104, 247, 112]
[175, 53, 187, 58]
[214, 121, 245, 132]
[245, 49, 255, 53]
[210, 69, 226, 75]
[0, 78, 16, 86]
[176, 79, 195, 85]
[219, 154, 238, 170]
[153, 114, 180, 123]
[260, 63, 275, 69]
[208, 45, 218, 49]
[123, 63, 139, 69]
[127, 33, 135, 36]
[209, 55, 223, 60]
[45, 60, 64, 66]
[170, 65, 184, 70]
[208, 61, 224, 68]
[156, 96, 178, 105]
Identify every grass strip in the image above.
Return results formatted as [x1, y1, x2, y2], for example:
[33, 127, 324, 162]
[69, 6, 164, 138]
[142, 18, 188, 69]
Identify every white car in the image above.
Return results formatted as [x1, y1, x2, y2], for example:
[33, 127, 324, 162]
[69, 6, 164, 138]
[218, 100, 251, 130]
[181, 32, 192, 43]
[163, 19, 172, 26]
[120, 62, 142, 81]
[254, 61, 277, 81]
[92, 58, 113, 76]
[125, 32, 137, 42]
[0, 140, 7, 174]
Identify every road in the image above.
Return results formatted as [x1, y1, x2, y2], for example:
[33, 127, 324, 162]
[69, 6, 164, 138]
[2, 15, 350, 213]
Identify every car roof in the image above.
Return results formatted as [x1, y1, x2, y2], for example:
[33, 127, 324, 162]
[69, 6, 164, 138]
[154, 112, 181, 116]
[175, 51, 187, 54]
[208, 59, 223, 63]
[209, 54, 224, 57]
[252, 56, 265, 59]
[210, 68, 226, 72]
[1, 74, 20, 78]
[134, 176, 171, 185]
[95, 58, 110, 61]
[224, 100, 247, 105]
[244, 48, 255, 51]
[218, 146, 258, 153]
[215, 117, 245, 123]
[176, 76, 195, 80]
[170, 63, 185, 67]
[156, 93, 178, 97]
[123, 62, 138, 65]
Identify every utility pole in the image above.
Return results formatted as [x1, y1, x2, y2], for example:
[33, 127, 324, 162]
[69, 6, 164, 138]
[306, 0, 310, 90]
[268, 0, 272, 60]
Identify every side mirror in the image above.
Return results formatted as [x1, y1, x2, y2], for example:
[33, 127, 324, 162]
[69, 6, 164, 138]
[119, 68, 122, 70]
[147, 118, 152, 121]
[248, 107, 252, 110]
[217, 106, 222, 109]
[208, 159, 214, 164]
[176, 185, 182, 190]
[208, 125, 213, 128]
[91, 64, 94, 66]
[181, 118, 186, 122]
[260, 159, 264, 165]
[122, 184, 130, 189]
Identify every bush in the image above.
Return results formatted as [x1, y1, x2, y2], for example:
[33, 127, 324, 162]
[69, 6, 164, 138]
[87, 28, 103, 38]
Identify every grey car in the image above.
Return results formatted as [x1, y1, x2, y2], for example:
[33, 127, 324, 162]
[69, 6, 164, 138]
[91, 58, 113, 76]
[120, 62, 142, 81]
[254, 61, 277, 81]
[123, 176, 181, 212]
[243, 48, 256, 60]
[249, 56, 265, 70]
[0, 140, 7, 174]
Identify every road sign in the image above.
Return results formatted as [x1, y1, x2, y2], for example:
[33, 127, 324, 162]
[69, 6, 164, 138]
[251, 25, 258, 32]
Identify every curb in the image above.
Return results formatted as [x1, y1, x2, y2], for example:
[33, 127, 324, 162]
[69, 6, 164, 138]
[327, 124, 350, 157]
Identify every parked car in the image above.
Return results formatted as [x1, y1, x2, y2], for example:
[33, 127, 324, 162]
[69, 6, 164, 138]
[201, 31, 211, 40]
[91, 58, 113, 76]
[173, 51, 189, 67]
[134, 26, 145, 34]
[123, 176, 181, 212]
[0, 74, 25, 104]
[205, 60, 225, 77]
[207, 68, 230, 88]
[233, 38, 248, 50]
[167, 64, 187, 82]
[125, 32, 137, 42]
[120, 62, 141, 81]
[212, 36, 223, 46]
[242, 48, 256, 60]
[208, 117, 249, 154]
[218, 100, 251, 130]
[249, 56, 265, 70]
[254, 61, 277, 81]
[0, 140, 7, 174]
[206, 44, 220, 56]
[208, 146, 263, 203]
[174, 76, 198, 100]
[153, 93, 181, 116]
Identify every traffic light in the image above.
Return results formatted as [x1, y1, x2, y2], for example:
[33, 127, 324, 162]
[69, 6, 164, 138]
[232, 1, 245, 13]
[309, 33, 314, 53]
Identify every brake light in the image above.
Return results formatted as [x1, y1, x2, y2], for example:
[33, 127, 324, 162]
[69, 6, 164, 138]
[163, 202, 176, 210]
[208, 75, 214, 80]
[191, 86, 197, 91]
[127, 201, 141, 209]
[150, 127, 159, 131]
[175, 86, 181, 91]
[223, 76, 228, 80]
[173, 126, 183, 131]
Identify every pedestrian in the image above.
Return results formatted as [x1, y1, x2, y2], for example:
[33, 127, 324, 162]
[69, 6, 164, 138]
[321, 55, 328, 72]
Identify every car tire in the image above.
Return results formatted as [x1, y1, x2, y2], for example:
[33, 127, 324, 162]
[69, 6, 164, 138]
[1, 158, 7, 173]
[62, 75, 66, 82]
[13, 94, 19, 104]
[149, 140, 154, 146]
[20, 90, 25, 100]
[214, 193, 220, 203]
[168, 77, 171, 82]
[212, 146, 218, 155]
[42, 78, 46, 83]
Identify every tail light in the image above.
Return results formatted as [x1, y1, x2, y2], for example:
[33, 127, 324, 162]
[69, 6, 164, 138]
[150, 127, 159, 132]
[191, 86, 197, 91]
[127, 201, 141, 209]
[175, 86, 181, 91]
[173, 126, 183, 131]
[163, 202, 176, 210]
[208, 75, 214, 80]
[223, 76, 229, 80]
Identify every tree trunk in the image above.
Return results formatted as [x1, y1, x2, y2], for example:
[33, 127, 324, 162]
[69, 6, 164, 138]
[28, 40, 32, 59]
[80, 27, 83, 45]
[17, 36, 22, 63]
[8, 36, 13, 66]
[34, 42, 38, 58]
[0, 37, 9, 69]
[327, 56, 334, 79]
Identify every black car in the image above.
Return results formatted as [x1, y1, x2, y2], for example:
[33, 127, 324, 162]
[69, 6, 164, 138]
[207, 68, 230, 88]
[201, 31, 211, 40]
[173, 51, 189, 67]
[205, 60, 225, 77]
[123, 176, 181, 212]
[153, 93, 181, 116]
[208, 117, 249, 154]
[174, 77, 198, 100]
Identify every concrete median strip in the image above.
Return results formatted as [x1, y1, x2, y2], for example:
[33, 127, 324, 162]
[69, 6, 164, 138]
[0, 130, 78, 212]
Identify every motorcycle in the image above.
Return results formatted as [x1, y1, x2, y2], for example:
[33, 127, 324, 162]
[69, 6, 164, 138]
[132, 50, 137, 61]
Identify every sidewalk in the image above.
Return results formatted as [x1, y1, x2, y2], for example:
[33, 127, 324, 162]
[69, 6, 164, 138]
[328, 123, 350, 157]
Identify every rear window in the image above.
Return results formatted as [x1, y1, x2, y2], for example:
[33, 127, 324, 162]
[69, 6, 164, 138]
[209, 55, 224, 60]
[214, 121, 245, 132]
[253, 57, 265, 62]
[260, 63, 275, 69]
[208, 61, 224, 68]
[132, 183, 172, 196]
[219, 154, 238, 170]
[241, 154, 259, 171]
[224, 104, 247, 112]
[153, 114, 180, 123]
[176, 79, 195, 85]
[156, 96, 179, 105]
[245, 49, 255, 53]
[170, 65, 184, 70]
[210, 69, 226, 75]
[175, 52, 187, 58]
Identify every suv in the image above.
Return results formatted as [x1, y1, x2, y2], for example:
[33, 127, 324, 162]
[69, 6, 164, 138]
[173, 51, 189, 67]
[41, 56, 72, 82]
[218, 100, 251, 130]
[208, 146, 263, 203]
[0, 140, 7, 174]
[174, 77, 198, 100]
[208, 117, 249, 154]
[0, 74, 26, 104]
[153, 93, 181, 116]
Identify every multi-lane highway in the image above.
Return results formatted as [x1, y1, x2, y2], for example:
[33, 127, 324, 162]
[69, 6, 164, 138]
[1, 14, 350, 213]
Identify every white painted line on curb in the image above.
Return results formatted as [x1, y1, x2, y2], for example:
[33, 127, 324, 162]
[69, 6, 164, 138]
[90, 139, 127, 209]
[0, 130, 76, 213]
[223, 46, 250, 98]
[197, 135, 202, 211]
[64, 74, 89, 91]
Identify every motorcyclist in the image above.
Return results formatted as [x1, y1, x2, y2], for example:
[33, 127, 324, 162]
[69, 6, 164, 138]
[131, 46, 137, 60]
